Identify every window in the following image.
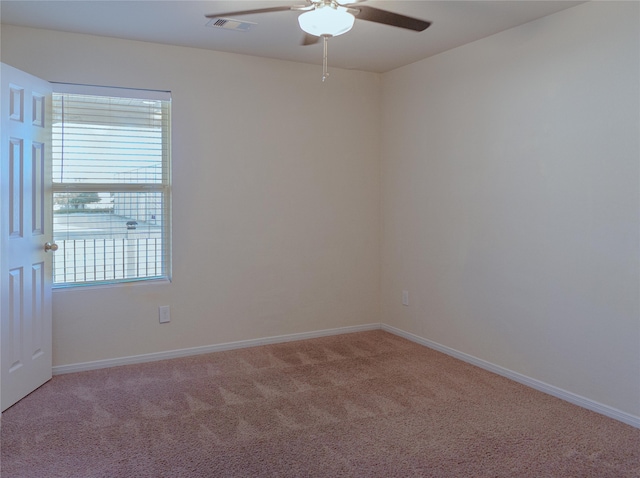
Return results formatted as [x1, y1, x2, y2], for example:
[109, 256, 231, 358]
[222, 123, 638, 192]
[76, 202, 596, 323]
[52, 84, 171, 287]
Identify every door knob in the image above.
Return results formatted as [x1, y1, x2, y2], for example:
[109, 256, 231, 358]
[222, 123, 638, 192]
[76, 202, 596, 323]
[44, 242, 58, 252]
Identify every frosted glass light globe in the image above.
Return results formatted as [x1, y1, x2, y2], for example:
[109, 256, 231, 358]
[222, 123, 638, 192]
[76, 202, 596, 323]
[298, 6, 355, 37]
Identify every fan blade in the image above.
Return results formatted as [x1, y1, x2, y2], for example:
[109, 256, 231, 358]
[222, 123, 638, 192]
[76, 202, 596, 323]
[205, 6, 294, 19]
[353, 6, 431, 32]
[301, 33, 320, 46]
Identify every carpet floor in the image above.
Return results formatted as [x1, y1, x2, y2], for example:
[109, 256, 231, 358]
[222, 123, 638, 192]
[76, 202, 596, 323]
[2, 330, 639, 477]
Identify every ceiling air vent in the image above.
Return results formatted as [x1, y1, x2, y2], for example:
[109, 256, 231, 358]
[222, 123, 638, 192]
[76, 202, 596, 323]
[206, 18, 256, 32]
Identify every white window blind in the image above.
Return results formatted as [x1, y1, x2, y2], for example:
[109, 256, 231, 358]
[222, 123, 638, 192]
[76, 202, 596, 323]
[52, 85, 171, 287]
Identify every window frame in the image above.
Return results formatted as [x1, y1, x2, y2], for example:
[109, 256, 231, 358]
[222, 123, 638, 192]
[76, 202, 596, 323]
[51, 83, 172, 288]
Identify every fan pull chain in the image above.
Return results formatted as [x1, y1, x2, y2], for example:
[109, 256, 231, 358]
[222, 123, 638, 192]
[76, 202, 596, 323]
[322, 35, 330, 82]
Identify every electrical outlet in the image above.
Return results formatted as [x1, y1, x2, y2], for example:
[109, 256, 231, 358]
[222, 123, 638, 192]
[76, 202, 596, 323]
[159, 305, 171, 324]
[402, 290, 409, 306]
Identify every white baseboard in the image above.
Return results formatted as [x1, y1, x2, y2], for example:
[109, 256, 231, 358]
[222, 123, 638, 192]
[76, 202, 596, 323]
[52, 321, 639, 429]
[381, 324, 640, 429]
[52, 323, 380, 375]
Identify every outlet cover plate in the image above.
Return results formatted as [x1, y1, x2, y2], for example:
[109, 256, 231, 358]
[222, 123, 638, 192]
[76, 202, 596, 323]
[159, 305, 171, 323]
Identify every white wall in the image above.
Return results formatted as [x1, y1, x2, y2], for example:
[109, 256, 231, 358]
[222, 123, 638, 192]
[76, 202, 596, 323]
[381, 1, 639, 417]
[1, 25, 381, 366]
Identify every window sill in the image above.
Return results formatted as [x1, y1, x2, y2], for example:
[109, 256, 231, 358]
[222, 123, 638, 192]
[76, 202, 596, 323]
[52, 277, 171, 293]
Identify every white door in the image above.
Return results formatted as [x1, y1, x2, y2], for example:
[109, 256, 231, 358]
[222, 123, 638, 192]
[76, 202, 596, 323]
[1, 63, 53, 411]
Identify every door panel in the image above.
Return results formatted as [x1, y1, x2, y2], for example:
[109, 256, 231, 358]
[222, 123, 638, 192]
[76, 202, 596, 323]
[1, 63, 53, 411]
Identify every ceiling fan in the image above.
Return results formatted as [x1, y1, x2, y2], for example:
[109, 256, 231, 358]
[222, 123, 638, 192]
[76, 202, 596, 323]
[205, 0, 431, 81]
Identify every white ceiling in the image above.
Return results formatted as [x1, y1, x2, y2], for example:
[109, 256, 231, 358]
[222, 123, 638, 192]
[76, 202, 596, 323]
[0, 1, 585, 73]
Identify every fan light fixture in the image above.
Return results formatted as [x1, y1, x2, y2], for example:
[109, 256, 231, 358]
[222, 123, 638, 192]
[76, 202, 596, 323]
[298, 4, 355, 37]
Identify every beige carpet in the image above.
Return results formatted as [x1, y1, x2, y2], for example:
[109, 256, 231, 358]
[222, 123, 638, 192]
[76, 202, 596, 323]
[2, 330, 639, 477]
